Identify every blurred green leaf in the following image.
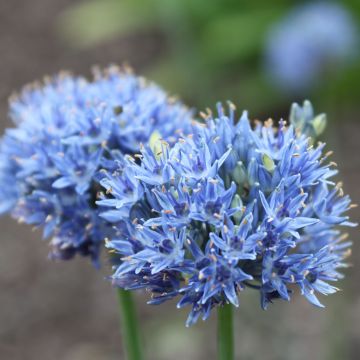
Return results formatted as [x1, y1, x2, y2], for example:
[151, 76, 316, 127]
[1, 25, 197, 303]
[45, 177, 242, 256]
[345, 0, 360, 20]
[218, 70, 284, 115]
[146, 58, 194, 99]
[320, 63, 360, 106]
[57, 0, 156, 48]
[199, 7, 285, 65]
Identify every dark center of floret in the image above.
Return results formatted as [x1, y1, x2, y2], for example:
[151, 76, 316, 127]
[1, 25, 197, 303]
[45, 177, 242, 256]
[277, 206, 289, 218]
[262, 230, 278, 248]
[174, 202, 188, 216]
[88, 126, 101, 137]
[216, 264, 232, 282]
[196, 257, 211, 270]
[305, 271, 317, 283]
[205, 200, 222, 216]
[75, 164, 87, 176]
[231, 235, 243, 250]
[159, 239, 174, 254]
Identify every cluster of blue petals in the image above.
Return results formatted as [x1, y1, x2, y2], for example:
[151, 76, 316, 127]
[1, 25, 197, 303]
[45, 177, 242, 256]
[0, 66, 192, 263]
[101, 101, 355, 325]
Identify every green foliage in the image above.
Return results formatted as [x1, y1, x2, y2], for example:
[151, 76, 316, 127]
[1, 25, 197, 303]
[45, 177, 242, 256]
[57, 0, 155, 48]
[57, 0, 360, 114]
[199, 8, 285, 65]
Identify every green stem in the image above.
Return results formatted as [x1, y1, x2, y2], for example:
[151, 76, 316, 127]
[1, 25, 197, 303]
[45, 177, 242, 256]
[218, 303, 234, 360]
[117, 289, 144, 360]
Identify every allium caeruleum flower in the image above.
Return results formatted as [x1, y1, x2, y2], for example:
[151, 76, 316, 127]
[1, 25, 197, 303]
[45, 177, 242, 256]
[0, 65, 192, 263]
[265, 2, 358, 91]
[102, 101, 356, 326]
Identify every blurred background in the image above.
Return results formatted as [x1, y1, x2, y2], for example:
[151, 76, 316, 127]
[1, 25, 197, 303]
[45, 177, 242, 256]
[0, 0, 360, 359]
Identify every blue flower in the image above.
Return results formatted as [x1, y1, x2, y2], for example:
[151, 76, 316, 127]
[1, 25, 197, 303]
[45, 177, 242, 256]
[188, 179, 237, 226]
[51, 146, 103, 195]
[103, 101, 355, 325]
[97, 163, 145, 223]
[265, 2, 358, 92]
[0, 65, 193, 264]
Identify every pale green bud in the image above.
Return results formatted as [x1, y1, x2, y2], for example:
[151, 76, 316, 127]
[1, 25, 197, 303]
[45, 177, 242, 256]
[149, 130, 162, 159]
[232, 161, 247, 185]
[262, 153, 275, 173]
[312, 113, 327, 137]
[289, 100, 327, 141]
[231, 194, 244, 223]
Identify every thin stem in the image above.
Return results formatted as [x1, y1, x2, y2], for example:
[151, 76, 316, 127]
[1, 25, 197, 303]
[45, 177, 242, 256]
[218, 303, 234, 360]
[117, 288, 144, 360]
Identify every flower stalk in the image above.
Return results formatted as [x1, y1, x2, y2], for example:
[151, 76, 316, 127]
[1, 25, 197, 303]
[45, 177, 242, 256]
[218, 303, 234, 360]
[117, 289, 144, 360]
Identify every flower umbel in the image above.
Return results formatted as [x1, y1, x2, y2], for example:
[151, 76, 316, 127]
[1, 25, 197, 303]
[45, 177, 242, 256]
[265, 2, 358, 92]
[102, 101, 355, 325]
[0, 65, 193, 264]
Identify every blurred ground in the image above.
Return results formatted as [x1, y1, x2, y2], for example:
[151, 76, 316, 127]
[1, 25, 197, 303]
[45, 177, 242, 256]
[0, 1, 359, 359]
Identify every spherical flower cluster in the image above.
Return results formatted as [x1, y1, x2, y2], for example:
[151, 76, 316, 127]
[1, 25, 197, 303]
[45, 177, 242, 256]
[101, 101, 355, 326]
[0, 65, 193, 263]
[265, 2, 358, 91]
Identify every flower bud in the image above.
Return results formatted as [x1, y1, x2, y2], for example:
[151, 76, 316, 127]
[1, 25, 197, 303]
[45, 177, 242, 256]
[262, 153, 275, 173]
[232, 161, 247, 185]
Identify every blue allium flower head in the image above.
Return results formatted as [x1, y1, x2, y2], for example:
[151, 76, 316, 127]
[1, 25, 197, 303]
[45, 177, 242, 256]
[265, 2, 359, 91]
[102, 100, 356, 325]
[0, 65, 193, 264]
